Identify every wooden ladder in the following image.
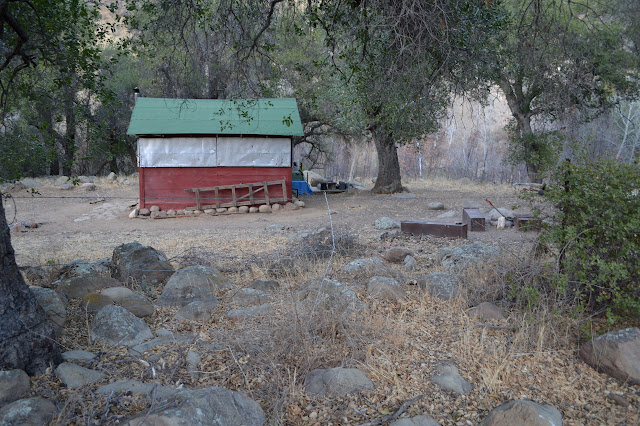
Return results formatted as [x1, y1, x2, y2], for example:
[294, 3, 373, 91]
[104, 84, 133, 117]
[184, 180, 288, 211]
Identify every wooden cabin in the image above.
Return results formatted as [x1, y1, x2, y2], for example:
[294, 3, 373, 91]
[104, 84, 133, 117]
[127, 98, 304, 211]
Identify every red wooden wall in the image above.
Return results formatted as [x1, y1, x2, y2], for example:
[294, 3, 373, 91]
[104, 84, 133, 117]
[139, 167, 292, 210]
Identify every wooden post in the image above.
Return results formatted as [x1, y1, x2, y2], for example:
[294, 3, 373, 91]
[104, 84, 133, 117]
[281, 180, 287, 202]
[195, 189, 201, 210]
[214, 187, 220, 209]
[249, 184, 254, 205]
[231, 186, 237, 207]
[263, 182, 270, 206]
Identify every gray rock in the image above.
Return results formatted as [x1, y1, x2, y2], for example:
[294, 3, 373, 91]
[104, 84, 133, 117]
[128, 333, 195, 357]
[249, 206, 259, 213]
[427, 202, 445, 210]
[54, 175, 71, 186]
[55, 362, 106, 388]
[391, 415, 441, 426]
[249, 279, 280, 291]
[55, 275, 120, 300]
[374, 217, 401, 230]
[101, 286, 154, 318]
[384, 247, 414, 263]
[289, 227, 329, 241]
[480, 400, 563, 426]
[239, 206, 250, 213]
[29, 287, 66, 337]
[20, 178, 42, 188]
[0, 397, 57, 425]
[107, 172, 117, 181]
[158, 265, 231, 307]
[417, 273, 459, 300]
[111, 241, 175, 286]
[139, 208, 151, 216]
[0, 369, 30, 405]
[432, 363, 473, 395]
[62, 350, 97, 362]
[77, 175, 95, 183]
[186, 351, 201, 379]
[469, 302, 506, 321]
[258, 204, 271, 213]
[97, 380, 179, 399]
[296, 278, 363, 313]
[149, 205, 160, 212]
[367, 276, 406, 302]
[81, 182, 96, 191]
[226, 304, 273, 320]
[59, 259, 104, 279]
[232, 288, 269, 306]
[437, 242, 499, 271]
[90, 305, 153, 347]
[176, 300, 219, 322]
[304, 170, 328, 186]
[59, 183, 73, 190]
[127, 386, 265, 426]
[305, 367, 374, 397]
[343, 257, 384, 274]
[20, 266, 50, 287]
[578, 327, 640, 385]
[404, 255, 417, 271]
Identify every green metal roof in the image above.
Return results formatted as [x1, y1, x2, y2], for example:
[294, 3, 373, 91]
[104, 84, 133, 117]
[127, 98, 304, 136]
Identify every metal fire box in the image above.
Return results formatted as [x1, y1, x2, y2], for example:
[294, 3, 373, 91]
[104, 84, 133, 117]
[401, 221, 468, 239]
[462, 208, 486, 232]
[514, 215, 539, 231]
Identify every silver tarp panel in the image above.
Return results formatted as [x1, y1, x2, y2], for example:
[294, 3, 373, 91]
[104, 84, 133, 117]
[217, 137, 291, 167]
[138, 136, 291, 167]
[138, 137, 217, 167]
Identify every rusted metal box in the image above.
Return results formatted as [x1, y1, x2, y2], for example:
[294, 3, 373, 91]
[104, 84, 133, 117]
[514, 215, 539, 231]
[462, 208, 486, 232]
[401, 221, 468, 239]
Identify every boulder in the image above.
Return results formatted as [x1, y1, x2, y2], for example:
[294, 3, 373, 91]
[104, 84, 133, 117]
[228, 206, 239, 213]
[127, 386, 266, 426]
[226, 304, 273, 321]
[271, 203, 282, 212]
[0, 398, 57, 425]
[29, 287, 66, 337]
[107, 172, 117, 181]
[289, 227, 330, 241]
[305, 367, 374, 397]
[578, 327, 640, 385]
[90, 305, 153, 347]
[249, 206, 259, 213]
[139, 208, 151, 216]
[77, 175, 94, 183]
[384, 247, 414, 263]
[343, 257, 384, 274]
[437, 242, 499, 271]
[431, 363, 473, 395]
[417, 273, 459, 300]
[176, 300, 219, 322]
[374, 217, 401, 230]
[404, 255, 417, 271]
[55, 362, 106, 388]
[128, 332, 196, 358]
[480, 400, 562, 426]
[59, 183, 73, 190]
[367, 276, 406, 302]
[20, 266, 49, 288]
[97, 380, 178, 399]
[150, 205, 160, 212]
[83, 293, 112, 313]
[249, 279, 280, 291]
[81, 183, 96, 191]
[55, 276, 120, 300]
[469, 302, 506, 321]
[62, 350, 97, 363]
[258, 205, 271, 213]
[296, 278, 363, 314]
[54, 175, 71, 186]
[427, 202, 445, 210]
[232, 288, 269, 306]
[239, 206, 250, 213]
[59, 259, 105, 280]
[20, 178, 42, 188]
[100, 286, 154, 318]
[111, 242, 174, 286]
[157, 265, 231, 307]
[0, 369, 30, 405]
[303, 170, 328, 186]
[390, 415, 441, 426]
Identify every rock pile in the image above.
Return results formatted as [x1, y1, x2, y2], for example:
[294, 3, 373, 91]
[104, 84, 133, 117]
[130, 199, 306, 219]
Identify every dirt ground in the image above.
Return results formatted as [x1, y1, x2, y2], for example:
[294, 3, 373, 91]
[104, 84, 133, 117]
[5, 177, 639, 425]
[5, 177, 535, 267]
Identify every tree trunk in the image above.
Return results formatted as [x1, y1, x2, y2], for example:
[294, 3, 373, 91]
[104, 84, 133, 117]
[0, 195, 62, 375]
[61, 83, 77, 175]
[371, 126, 403, 194]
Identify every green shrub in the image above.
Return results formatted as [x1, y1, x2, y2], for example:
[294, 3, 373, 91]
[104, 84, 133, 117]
[537, 158, 640, 321]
